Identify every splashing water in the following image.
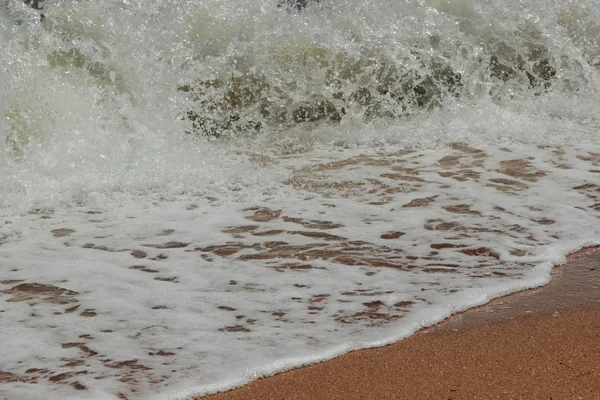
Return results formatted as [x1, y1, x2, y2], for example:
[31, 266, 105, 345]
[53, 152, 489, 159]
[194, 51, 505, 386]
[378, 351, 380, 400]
[0, 1, 599, 399]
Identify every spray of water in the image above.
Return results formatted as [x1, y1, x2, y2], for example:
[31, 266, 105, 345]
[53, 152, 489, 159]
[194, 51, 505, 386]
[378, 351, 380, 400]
[1, 2, 600, 399]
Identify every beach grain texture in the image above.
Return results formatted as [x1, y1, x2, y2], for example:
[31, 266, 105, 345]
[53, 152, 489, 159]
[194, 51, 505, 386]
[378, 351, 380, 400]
[204, 247, 600, 400]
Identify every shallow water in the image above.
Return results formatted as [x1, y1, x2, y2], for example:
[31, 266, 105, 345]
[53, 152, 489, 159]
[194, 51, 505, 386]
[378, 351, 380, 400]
[0, 0, 599, 399]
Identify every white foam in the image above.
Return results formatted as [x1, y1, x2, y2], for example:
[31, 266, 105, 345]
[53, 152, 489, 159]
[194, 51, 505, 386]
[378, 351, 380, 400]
[1, 0, 600, 398]
[1, 141, 600, 399]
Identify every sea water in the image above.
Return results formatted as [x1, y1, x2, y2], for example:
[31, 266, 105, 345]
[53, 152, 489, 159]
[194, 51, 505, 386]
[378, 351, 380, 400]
[0, 0, 599, 399]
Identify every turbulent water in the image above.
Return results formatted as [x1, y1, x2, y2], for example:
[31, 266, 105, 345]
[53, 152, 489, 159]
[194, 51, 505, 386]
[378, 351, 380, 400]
[1, 0, 599, 399]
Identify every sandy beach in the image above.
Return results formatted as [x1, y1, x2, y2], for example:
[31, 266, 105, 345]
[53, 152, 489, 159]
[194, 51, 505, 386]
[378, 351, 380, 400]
[204, 247, 600, 400]
[2, 1, 600, 398]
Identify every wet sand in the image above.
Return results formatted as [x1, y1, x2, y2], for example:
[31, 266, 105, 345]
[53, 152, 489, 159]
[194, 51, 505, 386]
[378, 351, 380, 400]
[203, 246, 600, 400]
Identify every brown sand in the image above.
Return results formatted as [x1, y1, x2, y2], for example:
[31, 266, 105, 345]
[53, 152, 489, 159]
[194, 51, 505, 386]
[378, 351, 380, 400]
[203, 247, 600, 400]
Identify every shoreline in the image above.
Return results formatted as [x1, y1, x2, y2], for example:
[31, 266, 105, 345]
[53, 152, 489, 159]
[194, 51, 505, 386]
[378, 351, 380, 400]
[202, 246, 600, 399]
